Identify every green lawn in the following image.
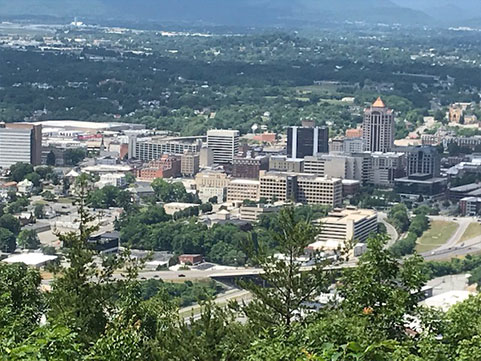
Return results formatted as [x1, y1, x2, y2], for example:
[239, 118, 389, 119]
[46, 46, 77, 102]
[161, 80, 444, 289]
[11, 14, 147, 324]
[416, 221, 459, 253]
[459, 223, 481, 244]
[294, 84, 338, 94]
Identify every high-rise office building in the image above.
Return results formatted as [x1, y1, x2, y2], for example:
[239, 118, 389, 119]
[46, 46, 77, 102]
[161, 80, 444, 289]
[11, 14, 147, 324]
[362, 97, 395, 153]
[351, 151, 406, 186]
[207, 129, 239, 164]
[287, 122, 329, 159]
[370, 152, 406, 187]
[403, 146, 440, 177]
[0, 123, 42, 169]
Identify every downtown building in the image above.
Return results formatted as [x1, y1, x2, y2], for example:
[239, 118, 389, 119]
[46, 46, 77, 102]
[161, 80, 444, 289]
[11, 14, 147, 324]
[232, 155, 269, 179]
[207, 129, 239, 164]
[269, 156, 305, 173]
[259, 171, 342, 207]
[362, 97, 395, 153]
[393, 146, 444, 201]
[128, 135, 203, 162]
[296, 174, 343, 206]
[369, 152, 406, 187]
[195, 170, 232, 203]
[227, 179, 260, 203]
[315, 208, 378, 244]
[287, 120, 329, 159]
[304, 154, 351, 179]
[0, 123, 42, 169]
[303, 152, 405, 187]
[180, 151, 200, 177]
[401, 145, 440, 177]
[135, 155, 181, 181]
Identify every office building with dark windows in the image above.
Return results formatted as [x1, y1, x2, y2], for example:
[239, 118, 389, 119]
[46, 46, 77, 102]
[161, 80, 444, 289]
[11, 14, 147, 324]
[287, 121, 329, 159]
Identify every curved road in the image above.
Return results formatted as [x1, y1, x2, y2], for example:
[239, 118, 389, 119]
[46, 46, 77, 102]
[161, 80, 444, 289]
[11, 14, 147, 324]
[421, 217, 481, 260]
[382, 214, 481, 260]
[420, 216, 474, 257]
[378, 213, 399, 247]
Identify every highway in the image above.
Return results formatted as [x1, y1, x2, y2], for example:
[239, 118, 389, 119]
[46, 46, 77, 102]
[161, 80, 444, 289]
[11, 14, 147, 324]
[136, 267, 264, 282]
[179, 288, 252, 322]
[422, 240, 481, 261]
[134, 262, 357, 282]
[427, 216, 472, 252]
[421, 216, 481, 260]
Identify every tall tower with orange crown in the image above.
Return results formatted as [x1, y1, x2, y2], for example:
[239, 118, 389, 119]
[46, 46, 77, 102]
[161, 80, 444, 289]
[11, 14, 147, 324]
[362, 97, 395, 153]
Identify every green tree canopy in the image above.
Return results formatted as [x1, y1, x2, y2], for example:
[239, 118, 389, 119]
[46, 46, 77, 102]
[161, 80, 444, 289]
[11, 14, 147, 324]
[0, 227, 16, 253]
[340, 234, 426, 340]
[0, 214, 21, 236]
[9, 163, 34, 182]
[17, 229, 40, 250]
[241, 207, 328, 332]
[151, 178, 195, 203]
[64, 148, 86, 166]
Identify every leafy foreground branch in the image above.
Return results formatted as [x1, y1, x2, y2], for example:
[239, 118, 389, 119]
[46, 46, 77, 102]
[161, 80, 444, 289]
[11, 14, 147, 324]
[2, 201, 481, 360]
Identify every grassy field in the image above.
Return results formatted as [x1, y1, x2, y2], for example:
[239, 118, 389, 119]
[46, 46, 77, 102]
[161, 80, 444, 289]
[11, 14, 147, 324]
[459, 222, 481, 244]
[295, 84, 339, 94]
[416, 221, 459, 253]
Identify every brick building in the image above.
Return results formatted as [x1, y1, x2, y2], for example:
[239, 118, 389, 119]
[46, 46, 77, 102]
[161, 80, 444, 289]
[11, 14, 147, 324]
[135, 155, 181, 181]
[232, 155, 269, 179]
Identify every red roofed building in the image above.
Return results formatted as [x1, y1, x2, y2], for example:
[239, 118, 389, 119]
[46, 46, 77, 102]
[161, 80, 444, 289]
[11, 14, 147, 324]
[253, 132, 276, 143]
[346, 128, 362, 138]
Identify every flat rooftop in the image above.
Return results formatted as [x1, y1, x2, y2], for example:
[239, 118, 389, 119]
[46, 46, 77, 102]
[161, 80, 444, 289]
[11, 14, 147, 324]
[3, 253, 58, 266]
[341, 179, 361, 185]
[319, 208, 378, 224]
[261, 171, 341, 182]
[82, 165, 132, 172]
[449, 183, 481, 193]
[421, 290, 474, 311]
[230, 179, 260, 185]
[395, 177, 446, 184]
[28, 120, 133, 130]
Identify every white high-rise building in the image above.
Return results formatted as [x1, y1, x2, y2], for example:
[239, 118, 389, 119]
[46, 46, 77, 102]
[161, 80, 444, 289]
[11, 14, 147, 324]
[207, 129, 239, 164]
[0, 123, 42, 169]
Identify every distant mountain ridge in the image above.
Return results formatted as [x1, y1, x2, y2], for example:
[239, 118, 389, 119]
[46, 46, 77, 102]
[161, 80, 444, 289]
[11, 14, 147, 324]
[391, 0, 481, 23]
[0, 0, 449, 27]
